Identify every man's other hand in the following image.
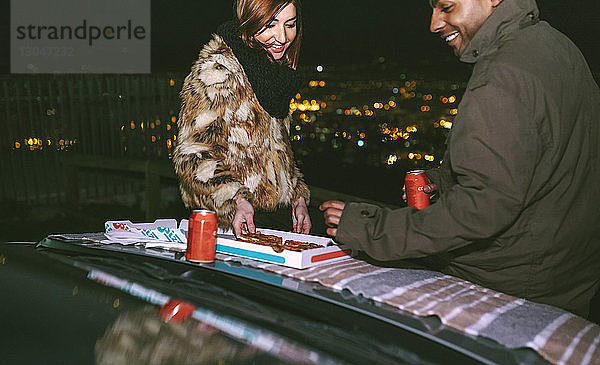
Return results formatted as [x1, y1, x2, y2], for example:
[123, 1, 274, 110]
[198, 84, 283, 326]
[319, 200, 345, 237]
[402, 183, 437, 202]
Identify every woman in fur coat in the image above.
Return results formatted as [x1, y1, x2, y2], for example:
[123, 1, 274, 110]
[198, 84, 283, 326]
[173, 0, 311, 236]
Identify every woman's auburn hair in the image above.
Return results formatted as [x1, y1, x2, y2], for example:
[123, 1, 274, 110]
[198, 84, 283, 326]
[235, 0, 302, 69]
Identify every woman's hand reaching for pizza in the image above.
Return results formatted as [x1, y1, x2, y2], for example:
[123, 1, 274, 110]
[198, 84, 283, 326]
[233, 197, 256, 237]
[292, 197, 311, 234]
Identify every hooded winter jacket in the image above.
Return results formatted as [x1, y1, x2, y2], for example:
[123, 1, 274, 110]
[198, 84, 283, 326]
[173, 22, 309, 229]
[336, 0, 600, 317]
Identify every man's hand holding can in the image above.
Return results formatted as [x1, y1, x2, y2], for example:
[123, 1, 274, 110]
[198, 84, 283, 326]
[404, 170, 436, 209]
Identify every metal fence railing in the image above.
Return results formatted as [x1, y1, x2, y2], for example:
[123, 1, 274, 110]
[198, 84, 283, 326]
[0, 74, 185, 207]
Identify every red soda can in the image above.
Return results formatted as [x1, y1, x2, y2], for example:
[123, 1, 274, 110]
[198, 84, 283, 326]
[186, 210, 218, 263]
[405, 170, 431, 209]
[159, 299, 195, 323]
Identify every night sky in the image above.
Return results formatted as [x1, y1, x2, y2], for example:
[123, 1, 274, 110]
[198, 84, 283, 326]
[150, 0, 598, 74]
[1, 0, 598, 74]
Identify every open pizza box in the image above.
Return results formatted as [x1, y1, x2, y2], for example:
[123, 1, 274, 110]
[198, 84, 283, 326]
[104, 219, 354, 269]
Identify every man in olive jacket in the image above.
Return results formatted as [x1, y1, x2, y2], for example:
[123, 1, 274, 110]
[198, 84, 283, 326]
[321, 0, 600, 318]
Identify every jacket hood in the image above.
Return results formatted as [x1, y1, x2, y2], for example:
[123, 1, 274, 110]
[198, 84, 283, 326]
[460, 0, 539, 64]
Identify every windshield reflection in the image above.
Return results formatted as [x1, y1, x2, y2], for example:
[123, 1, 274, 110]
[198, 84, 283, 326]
[96, 305, 311, 365]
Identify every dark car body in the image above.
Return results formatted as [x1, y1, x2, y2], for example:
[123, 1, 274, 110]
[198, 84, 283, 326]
[0, 238, 549, 364]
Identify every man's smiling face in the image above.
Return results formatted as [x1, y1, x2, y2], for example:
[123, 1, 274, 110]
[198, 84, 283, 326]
[429, 0, 500, 56]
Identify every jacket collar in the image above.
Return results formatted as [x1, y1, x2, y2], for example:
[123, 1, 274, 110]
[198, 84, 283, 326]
[460, 0, 539, 64]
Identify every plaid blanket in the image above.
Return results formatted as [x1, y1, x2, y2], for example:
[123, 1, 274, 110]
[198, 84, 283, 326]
[218, 254, 600, 365]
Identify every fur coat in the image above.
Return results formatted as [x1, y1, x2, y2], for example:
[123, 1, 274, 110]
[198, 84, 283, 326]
[173, 28, 310, 229]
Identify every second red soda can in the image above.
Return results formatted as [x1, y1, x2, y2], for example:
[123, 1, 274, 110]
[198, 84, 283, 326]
[186, 210, 218, 263]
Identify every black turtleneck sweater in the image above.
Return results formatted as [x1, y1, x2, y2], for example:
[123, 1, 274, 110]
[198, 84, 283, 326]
[216, 21, 301, 119]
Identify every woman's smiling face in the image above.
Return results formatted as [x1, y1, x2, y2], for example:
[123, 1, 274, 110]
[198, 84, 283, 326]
[254, 2, 297, 60]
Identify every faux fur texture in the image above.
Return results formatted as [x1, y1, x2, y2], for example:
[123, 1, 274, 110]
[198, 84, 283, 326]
[173, 34, 310, 229]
